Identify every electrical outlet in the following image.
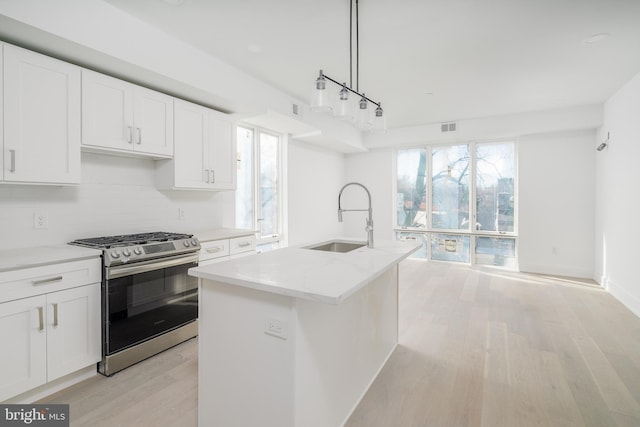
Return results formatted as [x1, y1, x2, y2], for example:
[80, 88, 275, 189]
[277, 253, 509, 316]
[33, 211, 49, 229]
[264, 318, 288, 340]
[178, 208, 185, 220]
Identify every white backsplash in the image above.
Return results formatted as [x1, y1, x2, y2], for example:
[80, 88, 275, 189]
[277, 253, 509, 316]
[0, 152, 233, 250]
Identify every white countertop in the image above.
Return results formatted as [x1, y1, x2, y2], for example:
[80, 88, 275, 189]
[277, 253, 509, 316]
[0, 245, 102, 273]
[189, 238, 421, 304]
[193, 228, 256, 242]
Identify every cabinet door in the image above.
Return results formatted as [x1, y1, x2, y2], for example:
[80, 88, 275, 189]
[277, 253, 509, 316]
[133, 86, 174, 157]
[0, 295, 47, 401]
[46, 283, 101, 382]
[0, 44, 4, 179]
[81, 69, 134, 152]
[3, 45, 81, 184]
[174, 99, 209, 189]
[208, 112, 237, 190]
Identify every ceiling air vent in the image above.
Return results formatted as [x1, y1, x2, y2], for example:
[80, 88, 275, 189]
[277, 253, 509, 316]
[441, 122, 457, 132]
[292, 103, 301, 116]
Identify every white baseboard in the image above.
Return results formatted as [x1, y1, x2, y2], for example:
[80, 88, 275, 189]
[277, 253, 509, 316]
[518, 262, 593, 279]
[606, 278, 640, 319]
[4, 366, 98, 404]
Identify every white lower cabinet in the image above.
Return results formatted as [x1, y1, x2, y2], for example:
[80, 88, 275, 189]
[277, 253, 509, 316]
[199, 235, 256, 266]
[0, 260, 101, 402]
[0, 295, 47, 401]
[45, 284, 101, 382]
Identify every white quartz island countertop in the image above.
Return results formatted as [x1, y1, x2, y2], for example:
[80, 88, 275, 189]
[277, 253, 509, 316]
[189, 238, 420, 304]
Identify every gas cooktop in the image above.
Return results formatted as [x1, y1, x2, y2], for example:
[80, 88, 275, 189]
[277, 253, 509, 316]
[70, 232, 193, 249]
[69, 232, 200, 266]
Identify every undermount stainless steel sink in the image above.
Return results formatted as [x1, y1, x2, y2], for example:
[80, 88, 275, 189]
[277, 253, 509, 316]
[305, 241, 366, 253]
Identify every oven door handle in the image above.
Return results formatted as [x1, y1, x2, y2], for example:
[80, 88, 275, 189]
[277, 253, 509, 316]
[106, 253, 199, 279]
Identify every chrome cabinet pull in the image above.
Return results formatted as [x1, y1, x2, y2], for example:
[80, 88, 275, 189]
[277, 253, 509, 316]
[32, 276, 63, 285]
[210, 170, 215, 183]
[53, 303, 59, 327]
[37, 307, 44, 331]
[9, 149, 16, 172]
[127, 126, 133, 143]
[206, 246, 223, 253]
[238, 242, 251, 248]
[136, 127, 142, 144]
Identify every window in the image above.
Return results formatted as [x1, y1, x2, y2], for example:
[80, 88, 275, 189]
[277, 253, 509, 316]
[475, 143, 515, 232]
[431, 144, 470, 230]
[236, 126, 283, 251]
[395, 141, 517, 267]
[396, 148, 427, 228]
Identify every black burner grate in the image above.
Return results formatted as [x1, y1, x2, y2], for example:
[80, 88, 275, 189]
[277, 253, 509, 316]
[70, 232, 193, 249]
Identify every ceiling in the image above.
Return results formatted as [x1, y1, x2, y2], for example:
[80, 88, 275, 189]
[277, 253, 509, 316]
[105, 0, 640, 130]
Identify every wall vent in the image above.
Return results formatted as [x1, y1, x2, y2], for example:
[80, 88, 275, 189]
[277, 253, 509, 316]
[441, 122, 457, 132]
[292, 103, 300, 116]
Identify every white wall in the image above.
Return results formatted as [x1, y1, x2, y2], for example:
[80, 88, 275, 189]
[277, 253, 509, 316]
[0, 153, 232, 250]
[287, 141, 346, 246]
[518, 130, 596, 278]
[343, 149, 395, 243]
[596, 71, 640, 317]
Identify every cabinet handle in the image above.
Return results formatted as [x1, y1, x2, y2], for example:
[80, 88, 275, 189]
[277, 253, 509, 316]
[127, 126, 133, 143]
[32, 276, 63, 285]
[204, 169, 210, 183]
[37, 307, 44, 331]
[52, 303, 59, 327]
[206, 246, 223, 253]
[238, 242, 251, 248]
[137, 127, 142, 144]
[31, 276, 62, 285]
[210, 170, 215, 183]
[9, 149, 16, 172]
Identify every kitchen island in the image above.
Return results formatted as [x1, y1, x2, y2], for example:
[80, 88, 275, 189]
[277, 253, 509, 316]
[189, 238, 420, 427]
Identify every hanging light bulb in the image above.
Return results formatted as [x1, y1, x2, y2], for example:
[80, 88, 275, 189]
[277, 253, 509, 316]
[371, 103, 387, 133]
[357, 94, 372, 128]
[310, 70, 332, 112]
[335, 83, 354, 121]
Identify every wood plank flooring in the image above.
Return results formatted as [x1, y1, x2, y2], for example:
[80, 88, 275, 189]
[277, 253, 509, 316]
[40, 260, 640, 427]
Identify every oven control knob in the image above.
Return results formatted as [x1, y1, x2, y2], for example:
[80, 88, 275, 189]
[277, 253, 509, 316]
[110, 250, 120, 258]
[122, 249, 131, 257]
[191, 239, 198, 246]
[134, 248, 142, 255]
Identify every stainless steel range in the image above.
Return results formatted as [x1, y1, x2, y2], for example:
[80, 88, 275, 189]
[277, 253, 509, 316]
[70, 232, 200, 376]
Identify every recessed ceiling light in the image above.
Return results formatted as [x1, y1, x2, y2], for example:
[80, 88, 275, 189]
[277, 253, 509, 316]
[163, 0, 186, 6]
[583, 33, 610, 44]
[247, 44, 262, 53]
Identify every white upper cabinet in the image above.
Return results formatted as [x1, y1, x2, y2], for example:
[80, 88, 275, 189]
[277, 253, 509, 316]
[156, 99, 236, 191]
[81, 70, 174, 158]
[2, 44, 81, 185]
[171, 98, 209, 189]
[207, 112, 236, 190]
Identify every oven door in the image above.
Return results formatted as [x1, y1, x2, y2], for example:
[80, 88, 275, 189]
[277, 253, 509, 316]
[104, 253, 199, 356]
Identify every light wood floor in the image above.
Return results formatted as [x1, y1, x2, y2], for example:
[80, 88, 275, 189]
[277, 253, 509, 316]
[40, 260, 640, 427]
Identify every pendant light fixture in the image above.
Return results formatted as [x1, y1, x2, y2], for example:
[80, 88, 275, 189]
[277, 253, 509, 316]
[311, 0, 386, 132]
